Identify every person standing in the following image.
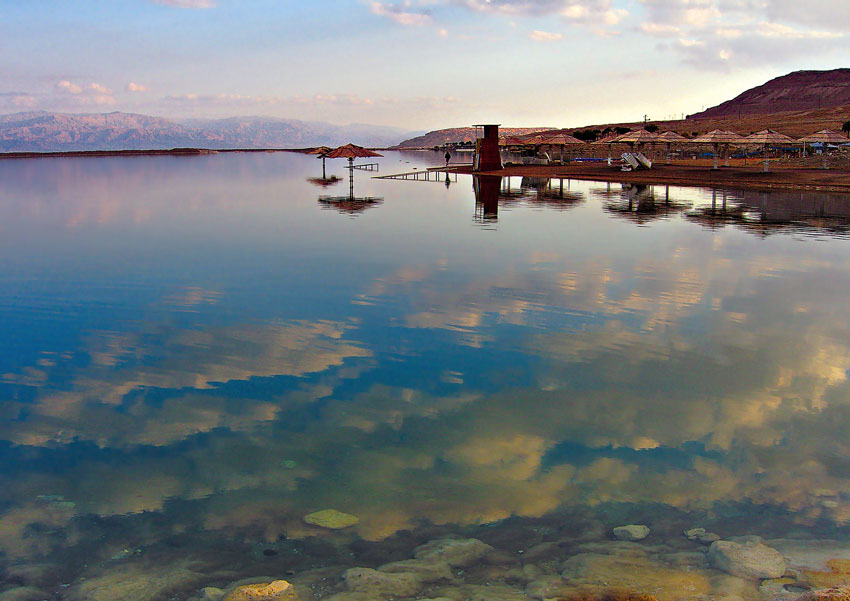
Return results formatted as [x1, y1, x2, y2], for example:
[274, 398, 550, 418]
[444, 149, 451, 166]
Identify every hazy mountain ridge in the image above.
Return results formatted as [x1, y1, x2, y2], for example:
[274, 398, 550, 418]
[690, 69, 850, 119]
[396, 127, 553, 149]
[0, 111, 420, 152]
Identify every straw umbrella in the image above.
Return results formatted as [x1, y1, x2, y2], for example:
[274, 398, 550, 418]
[691, 130, 745, 169]
[308, 146, 333, 179]
[745, 130, 794, 173]
[656, 131, 688, 165]
[536, 132, 584, 164]
[612, 129, 659, 161]
[325, 143, 383, 198]
[592, 134, 620, 163]
[797, 129, 850, 170]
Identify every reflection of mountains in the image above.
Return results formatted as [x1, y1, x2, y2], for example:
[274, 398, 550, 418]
[474, 175, 585, 222]
[602, 184, 692, 224]
[686, 188, 850, 237]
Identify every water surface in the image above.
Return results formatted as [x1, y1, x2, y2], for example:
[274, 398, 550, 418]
[2, 151, 850, 599]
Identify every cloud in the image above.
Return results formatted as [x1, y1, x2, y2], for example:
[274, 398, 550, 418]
[151, 0, 215, 7]
[637, 0, 849, 69]
[529, 29, 563, 41]
[370, 1, 433, 25]
[56, 80, 82, 95]
[126, 82, 149, 93]
[54, 80, 116, 105]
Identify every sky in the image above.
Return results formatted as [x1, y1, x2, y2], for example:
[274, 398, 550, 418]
[1, 0, 848, 131]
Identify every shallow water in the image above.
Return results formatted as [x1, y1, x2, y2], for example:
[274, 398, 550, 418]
[2, 151, 850, 599]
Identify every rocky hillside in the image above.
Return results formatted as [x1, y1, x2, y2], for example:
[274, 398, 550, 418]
[690, 69, 850, 119]
[397, 126, 552, 149]
[0, 112, 418, 152]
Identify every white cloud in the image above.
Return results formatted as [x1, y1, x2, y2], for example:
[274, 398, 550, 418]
[529, 30, 563, 42]
[88, 82, 113, 95]
[151, 0, 215, 8]
[126, 82, 149, 93]
[55, 81, 116, 106]
[637, 0, 849, 69]
[370, 1, 433, 25]
[57, 80, 82, 95]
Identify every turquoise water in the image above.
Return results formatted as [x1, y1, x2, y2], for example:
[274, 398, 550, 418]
[2, 151, 850, 599]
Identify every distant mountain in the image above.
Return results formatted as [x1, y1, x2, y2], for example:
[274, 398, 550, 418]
[0, 111, 420, 152]
[397, 126, 553, 148]
[690, 69, 850, 119]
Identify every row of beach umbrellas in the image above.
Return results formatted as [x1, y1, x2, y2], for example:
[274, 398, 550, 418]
[500, 128, 850, 172]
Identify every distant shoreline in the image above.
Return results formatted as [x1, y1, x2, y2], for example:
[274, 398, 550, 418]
[0, 148, 302, 160]
[453, 161, 850, 193]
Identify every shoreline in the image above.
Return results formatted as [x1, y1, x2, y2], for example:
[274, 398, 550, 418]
[452, 161, 850, 193]
[0, 148, 297, 159]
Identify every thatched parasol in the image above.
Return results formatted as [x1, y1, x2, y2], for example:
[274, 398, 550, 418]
[692, 130, 745, 169]
[500, 135, 530, 146]
[745, 130, 795, 173]
[612, 129, 659, 144]
[535, 133, 584, 163]
[591, 134, 621, 162]
[656, 131, 688, 164]
[325, 143, 383, 159]
[611, 129, 658, 160]
[308, 146, 334, 178]
[325, 144, 384, 198]
[798, 129, 850, 170]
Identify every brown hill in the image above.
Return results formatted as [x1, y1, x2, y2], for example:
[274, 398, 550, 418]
[397, 126, 551, 149]
[691, 69, 850, 119]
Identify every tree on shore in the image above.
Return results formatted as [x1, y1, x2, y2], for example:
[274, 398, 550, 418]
[645, 124, 659, 133]
[843, 120, 850, 135]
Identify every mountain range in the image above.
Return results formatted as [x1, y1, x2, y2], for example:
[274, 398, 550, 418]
[397, 69, 850, 147]
[0, 112, 420, 152]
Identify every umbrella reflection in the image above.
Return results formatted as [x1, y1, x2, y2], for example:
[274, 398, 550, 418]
[306, 176, 343, 188]
[474, 176, 586, 224]
[686, 188, 850, 237]
[317, 195, 383, 216]
[603, 184, 691, 224]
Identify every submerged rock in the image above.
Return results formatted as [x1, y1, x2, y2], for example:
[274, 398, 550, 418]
[413, 538, 494, 567]
[794, 586, 850, 601]
[613, 525, 650, 542]
[0, 587, 49, 601]
[561, 552, 712, 600]
[222, 580, 298, 601]
[525, 575, 572, 600]
[684, 527, 720, 544]
[342, 567, 423, 597]
[378, 558, 453, 582]
[302, 509, 359, 530]
[430, 583, 531, 601]
[197, 587, 225, 601]
[707, 540, 786, 580]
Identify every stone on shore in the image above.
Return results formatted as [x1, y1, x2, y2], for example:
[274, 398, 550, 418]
[613, 525, 650, 542]
[413, 538, 494, 567]
[342, 567, 423, 597]
[707, 540, 786, 580]
[222, 580, 298, 601]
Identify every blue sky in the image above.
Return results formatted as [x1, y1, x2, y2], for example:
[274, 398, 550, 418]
[1, 0, 848, 130]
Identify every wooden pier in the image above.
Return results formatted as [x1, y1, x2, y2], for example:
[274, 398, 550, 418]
[373, 165, 468, 182]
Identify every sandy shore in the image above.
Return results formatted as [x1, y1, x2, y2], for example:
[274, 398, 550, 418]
[452, 160, 850, 193]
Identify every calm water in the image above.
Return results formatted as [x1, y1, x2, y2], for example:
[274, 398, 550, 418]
[2, 151, 850, 599]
